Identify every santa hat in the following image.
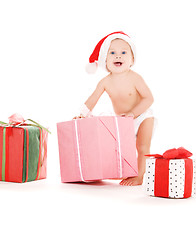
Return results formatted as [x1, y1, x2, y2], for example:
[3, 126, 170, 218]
[86, 31, 136, 74]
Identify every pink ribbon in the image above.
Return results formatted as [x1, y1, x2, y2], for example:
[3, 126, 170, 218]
[8, 113, 25, 125]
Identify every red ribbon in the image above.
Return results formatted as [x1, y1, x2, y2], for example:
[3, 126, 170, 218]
[146, 147, 193, 198]
[146, 147, 192, 160]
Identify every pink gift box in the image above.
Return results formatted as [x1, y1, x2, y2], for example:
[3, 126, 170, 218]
[57, 116, 137, 182]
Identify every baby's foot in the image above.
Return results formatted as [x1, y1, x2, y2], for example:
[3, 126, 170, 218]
[119, 176, 143, 186]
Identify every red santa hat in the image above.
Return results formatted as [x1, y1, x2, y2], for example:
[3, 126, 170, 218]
[86, 31, 136, 74]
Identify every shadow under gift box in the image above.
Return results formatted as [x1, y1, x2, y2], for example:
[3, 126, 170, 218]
[0, 126, 48, 183]
[57, 116, 138, 182]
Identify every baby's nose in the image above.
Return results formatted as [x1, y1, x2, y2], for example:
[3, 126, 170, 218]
[115, 56, 121, 59]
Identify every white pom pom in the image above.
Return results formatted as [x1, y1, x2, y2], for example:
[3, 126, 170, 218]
[85, 62, 98, 74]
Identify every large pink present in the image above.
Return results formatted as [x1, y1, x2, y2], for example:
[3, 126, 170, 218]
[57, 116, 137, 182]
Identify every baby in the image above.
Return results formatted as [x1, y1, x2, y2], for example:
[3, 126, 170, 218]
[75, 31, 154, 186]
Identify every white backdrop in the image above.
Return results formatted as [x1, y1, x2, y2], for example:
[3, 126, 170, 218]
[0, 0, 196, 239]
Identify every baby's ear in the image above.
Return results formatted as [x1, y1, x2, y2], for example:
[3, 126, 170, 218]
[130, 47, 135, 65]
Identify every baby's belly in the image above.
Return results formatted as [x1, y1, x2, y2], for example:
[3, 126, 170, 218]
[113, 105, 133, 115]
[111, 97, 140, 115]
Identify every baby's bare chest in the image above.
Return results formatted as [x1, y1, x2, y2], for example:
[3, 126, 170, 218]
[105, 80, 137, 101]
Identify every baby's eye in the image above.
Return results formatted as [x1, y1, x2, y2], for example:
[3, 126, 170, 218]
[110, 51, 115, 55]
[122, 51, 126, 54]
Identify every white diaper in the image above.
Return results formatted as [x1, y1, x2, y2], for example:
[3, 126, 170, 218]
[134, 108, 155, 136]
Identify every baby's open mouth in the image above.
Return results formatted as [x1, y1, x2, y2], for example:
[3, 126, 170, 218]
[113, 62, 123, 67]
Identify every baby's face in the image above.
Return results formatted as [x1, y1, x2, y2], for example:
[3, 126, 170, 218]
[106, 39, 134, 74]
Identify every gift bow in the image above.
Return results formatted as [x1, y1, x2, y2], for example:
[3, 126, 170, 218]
[0, 113, 51, 134]
[146, 147, 192, 160]
[8, 113, 25, 124]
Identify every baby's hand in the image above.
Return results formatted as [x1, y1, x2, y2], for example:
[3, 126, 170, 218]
[73, 114, 85, 120]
